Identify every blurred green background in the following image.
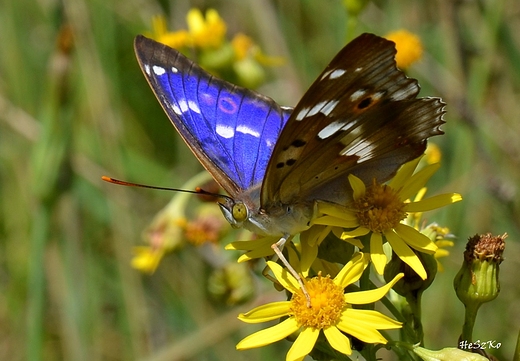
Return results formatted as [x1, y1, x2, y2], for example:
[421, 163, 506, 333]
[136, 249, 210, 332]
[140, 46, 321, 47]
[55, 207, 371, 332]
[1, 0, 519, 360]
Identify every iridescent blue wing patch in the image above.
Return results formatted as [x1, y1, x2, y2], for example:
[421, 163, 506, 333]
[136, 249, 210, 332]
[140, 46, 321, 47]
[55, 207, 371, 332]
[134, 35, 291, 196]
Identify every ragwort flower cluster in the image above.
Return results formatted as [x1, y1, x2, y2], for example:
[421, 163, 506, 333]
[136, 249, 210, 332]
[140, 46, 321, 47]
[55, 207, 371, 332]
[237, 253, 403, 360]
[147, 9, 283, 89]
[231, 154, 461, 359]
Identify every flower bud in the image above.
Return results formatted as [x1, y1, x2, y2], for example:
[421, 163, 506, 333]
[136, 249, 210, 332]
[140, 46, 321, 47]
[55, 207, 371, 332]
[454, 233, 506, 306]
[233, 57, 266, 89]
[384, 250, 437, 297]
[413, 346, 488, 361]
[208, 262, 254, 305]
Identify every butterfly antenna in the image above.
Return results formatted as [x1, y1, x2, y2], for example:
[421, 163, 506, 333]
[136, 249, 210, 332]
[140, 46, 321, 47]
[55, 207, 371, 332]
[101, 176, 232, 200]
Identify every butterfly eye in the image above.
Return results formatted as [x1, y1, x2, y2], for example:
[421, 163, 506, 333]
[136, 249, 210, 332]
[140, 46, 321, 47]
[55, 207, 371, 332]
[232, 203, 248, 222]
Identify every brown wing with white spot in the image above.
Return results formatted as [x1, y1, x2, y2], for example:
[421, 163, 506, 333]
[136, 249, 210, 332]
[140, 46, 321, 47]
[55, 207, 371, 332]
[261, 33, 445, 208]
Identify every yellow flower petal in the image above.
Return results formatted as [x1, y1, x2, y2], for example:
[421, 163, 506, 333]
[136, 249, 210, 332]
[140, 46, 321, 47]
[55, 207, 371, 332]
[405, 193, 462, 212]
[286, 327, 319, 361]
[385, 230, 427, 279]
[333, 252, 367, 288]
[342, 237, 364, 249]
[225, 236, 276, 250]
[236, 247, 274, 262]
[337, 309, 400, 343]
[286, 245, 302, 274]
[157, 30, 191, 49]
[267, 261, 299, 294]
[151, 15, 168, 37]
[238, 301, 291, 323]
[435, 248, 450, 258]
[369, 232, 387, 275]
[413, 187, 428, 202]
[227, 236, 277, 262]
[344, 273, 403, 304]
[131, 247, 164, 274]
[341, 227, 370, 239]
[436, 239, 455, 248]
[300, 225, 330, 247]
[236, 317, 299, 349]
[186, 8, 205, 33]
[324, 326, 352, 355]
[394, 223, 437, 253]
[399, 163, 440, 200]
[186, 8, 227, 48]
[312, 215, 358, 228]
[389, 156, 422, 190]
[348, 174, 366, 200]
[300, 233, 319, 277]
[343, 308, 402, 329]
[206, 9, 221, 25]
[317, 202, 359, 222]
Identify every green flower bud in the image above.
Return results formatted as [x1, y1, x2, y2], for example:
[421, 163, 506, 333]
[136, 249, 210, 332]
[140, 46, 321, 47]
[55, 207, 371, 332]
[454, 233, 506, 341]
[208, 262, 254, 305]
[384, 250, 437, 297]
[413, 346, 488, 361]
[454, 233, 506, 306]
[199, 42, 235, 71]
[342, 0, 370, 16]
[233, 57, 266, 89]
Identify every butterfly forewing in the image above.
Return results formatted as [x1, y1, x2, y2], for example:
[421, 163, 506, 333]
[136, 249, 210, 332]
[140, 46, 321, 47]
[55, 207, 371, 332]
[134, 35, 292, 197]
[262, 33, 445, 208]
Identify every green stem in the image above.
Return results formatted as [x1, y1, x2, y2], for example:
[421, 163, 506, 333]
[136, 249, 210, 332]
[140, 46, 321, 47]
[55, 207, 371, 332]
[461, 302, 480, 342]
[27, 204, 51, 361]
[404, 291, 424, 345]
[513, 329, 520, 361]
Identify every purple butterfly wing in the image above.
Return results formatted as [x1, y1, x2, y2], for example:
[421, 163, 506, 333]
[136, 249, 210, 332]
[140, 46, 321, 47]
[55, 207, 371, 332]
[134, 35, 291, 196]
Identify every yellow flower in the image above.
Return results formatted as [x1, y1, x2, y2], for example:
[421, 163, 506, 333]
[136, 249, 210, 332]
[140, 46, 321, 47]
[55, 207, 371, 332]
[225, 226, 334, 277]
[132, 246, 166, 274]
[237, 253, 403, 360]
[231, 33, 285, 66]
[385, 30, 423, 69]
[148, 10, 227, 50]
[186, 8, 227, 48]
[404, 186, 455, 272]
[231, 33, 254, 61]
[425, 142, 442, 164]
[225, 235, 279, 261]
[131, 215, 186, 274]
[131, 171, 215, 273]
[314, 157, 462, 280]
[148, 15, 191, 49]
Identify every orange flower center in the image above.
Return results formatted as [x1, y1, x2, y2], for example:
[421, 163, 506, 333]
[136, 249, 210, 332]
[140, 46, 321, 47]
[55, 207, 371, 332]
[290, 274, 345, 329]
[354, 180, 407, 233]
[184, 215, 222, 246]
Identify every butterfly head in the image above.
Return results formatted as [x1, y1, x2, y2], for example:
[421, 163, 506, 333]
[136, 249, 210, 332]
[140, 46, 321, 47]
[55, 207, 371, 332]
[219, 198, 249, 229]
[218, 189, 315, 238]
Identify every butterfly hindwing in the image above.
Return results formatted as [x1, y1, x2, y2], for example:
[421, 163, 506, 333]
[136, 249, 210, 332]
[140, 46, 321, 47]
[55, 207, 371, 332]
[134, 35, 292, 197]
[262, 33, 445, 208]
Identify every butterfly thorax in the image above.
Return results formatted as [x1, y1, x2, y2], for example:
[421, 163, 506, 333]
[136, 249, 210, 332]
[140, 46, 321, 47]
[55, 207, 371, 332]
[218, 186, 314, 237]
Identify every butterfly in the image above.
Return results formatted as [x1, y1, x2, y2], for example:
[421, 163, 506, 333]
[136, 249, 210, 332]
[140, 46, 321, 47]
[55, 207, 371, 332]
[133, 33, 445, 269]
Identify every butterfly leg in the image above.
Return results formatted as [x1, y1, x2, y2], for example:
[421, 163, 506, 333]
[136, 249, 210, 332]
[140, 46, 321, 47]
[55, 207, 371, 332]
[271, 236, 312, 307]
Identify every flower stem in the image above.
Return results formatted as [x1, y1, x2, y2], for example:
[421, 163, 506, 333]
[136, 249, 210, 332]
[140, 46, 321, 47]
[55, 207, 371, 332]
[461, 301, 479, 342]
[403, 291, 424, 345]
